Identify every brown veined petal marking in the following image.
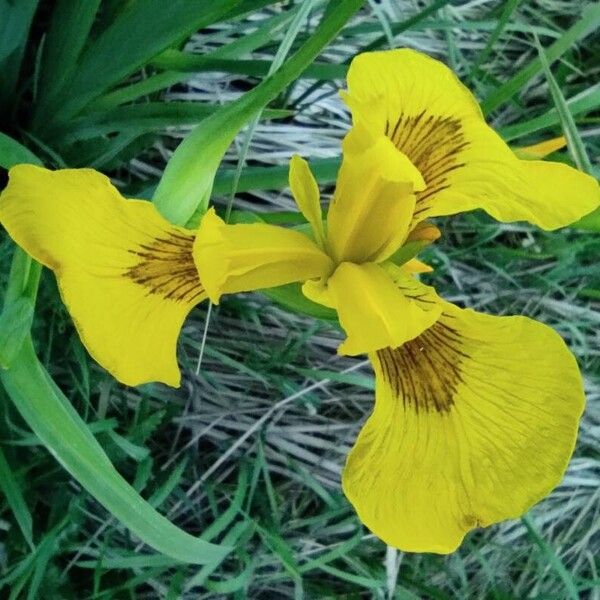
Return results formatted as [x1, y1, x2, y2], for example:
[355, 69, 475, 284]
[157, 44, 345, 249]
[342, 300, 584, 553]
[125, 230, 204, 304]
[0, 165, 206, 387]
[345, 49, 600, 230]
[386, 111, 469, 226]
[377, 316, 466, 414]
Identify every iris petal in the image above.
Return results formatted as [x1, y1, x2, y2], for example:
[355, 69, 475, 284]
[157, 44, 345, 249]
[0, 165, 204, 387]
[343, 300, 584, 553]
[194, 208, 333, 304]
[345, 49, 600, 230]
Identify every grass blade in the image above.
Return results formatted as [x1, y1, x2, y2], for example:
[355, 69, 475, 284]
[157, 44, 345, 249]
[522, 515, 579, 600]
[498, 83, 600, 141]
[0, 445, 33, 548]
[534, 36, 593, 173]
[150, 53, 347, 81]
[481, 3, 600, 115]
[468, 0, 522, 80]
[361, 0, 452, 51]
[35, 0, 102, 114]
[36, 0, 243, 126]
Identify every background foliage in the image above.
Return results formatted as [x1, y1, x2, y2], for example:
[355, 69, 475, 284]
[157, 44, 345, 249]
[0, 0, 599, 597]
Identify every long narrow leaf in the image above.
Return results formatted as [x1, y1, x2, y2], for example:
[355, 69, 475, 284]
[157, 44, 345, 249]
[0, 0, 38, 115]
[498, 84, 600, 141]
[535, 37, 593, 173]
[0, 338, 232, 565]
[153, 0, 364, 226]
[35, 0, 101, 114]
[37, 0, 243, 126]
[151, 52, 347, 81]
[481, 3, 600, 115]
[0, 445, 33, 548]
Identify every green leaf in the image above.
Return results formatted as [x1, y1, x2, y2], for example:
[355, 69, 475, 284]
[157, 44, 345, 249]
[0, 337, 232, 565]
[361, 0, 452, 51]
[0, 192, 232, 564]
[498, 84, 600, 142]
[0, 444, 34, 548]
[0, 297, 34, 369]
[60, 103, 291, 143]
[35, 0, 102, 115]
[481, 4, 600, 115]
[263, 284, 338, 321]
[522, 515, 579, 600]
[575, 209, 600, 232]
[0, 0, 38, 115]
[0, 131, 42, 168]
[534, 36, 593, 173]
[36, 0, 244, 126]
[151, 51, 347, 81]
[153, 0, 363, 226]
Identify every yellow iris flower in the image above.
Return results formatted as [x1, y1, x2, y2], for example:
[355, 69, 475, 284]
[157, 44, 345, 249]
[1, 49, 599, 554]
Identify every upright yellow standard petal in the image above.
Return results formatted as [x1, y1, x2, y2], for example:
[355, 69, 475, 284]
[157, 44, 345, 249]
[326, 133, 423, 264]
[343, 301, 584, 553]
[194, 208, 333, 304]
[289, 155, 325, 247]
[345, 49, 600, 229]
[0, 165, 205, 387]
[309, 262, 441, 355]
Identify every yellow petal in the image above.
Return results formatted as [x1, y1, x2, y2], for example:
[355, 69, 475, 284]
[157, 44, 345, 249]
[327, 133, 422, 264]
[194, 208, 333, 304]
[345, 49, 600, 230]
[402, 258, 433, 273]
[318, 262, 441, 355]
[289, 155, 325, 247]
[343, 301, 584, 553]
[512, 135, 566, 159]
[0, 165, 205, 387]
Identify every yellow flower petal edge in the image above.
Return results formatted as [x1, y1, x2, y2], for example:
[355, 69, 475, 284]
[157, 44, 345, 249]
[345, 49, 600, 230]
[193, 208, 333, 304]
[0, 165, 205, 387]
[342, 299, 584, 553]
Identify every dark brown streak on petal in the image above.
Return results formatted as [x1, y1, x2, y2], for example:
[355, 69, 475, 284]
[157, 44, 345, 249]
[377, 319, 468, 414]
[387, 113, 469, 219]
[124, 231, 203, 303]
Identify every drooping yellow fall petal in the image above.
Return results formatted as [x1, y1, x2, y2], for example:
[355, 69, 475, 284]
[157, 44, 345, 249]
[307, 262, 441, 355]
[0, 165, 205, 387]
[343, 300, 584, 553]
[345, 49, 600, 230]
[194, 208, 333, 304]
[326, 132, 423, 264]
[289, 155, 325, 248]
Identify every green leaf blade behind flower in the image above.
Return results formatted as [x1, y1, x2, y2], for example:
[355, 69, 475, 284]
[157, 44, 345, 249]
[0, 338, 232, 566]
[480, 3, 600, 115]
[152, 0, 364, 227]
[34, 0, 246, 126]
